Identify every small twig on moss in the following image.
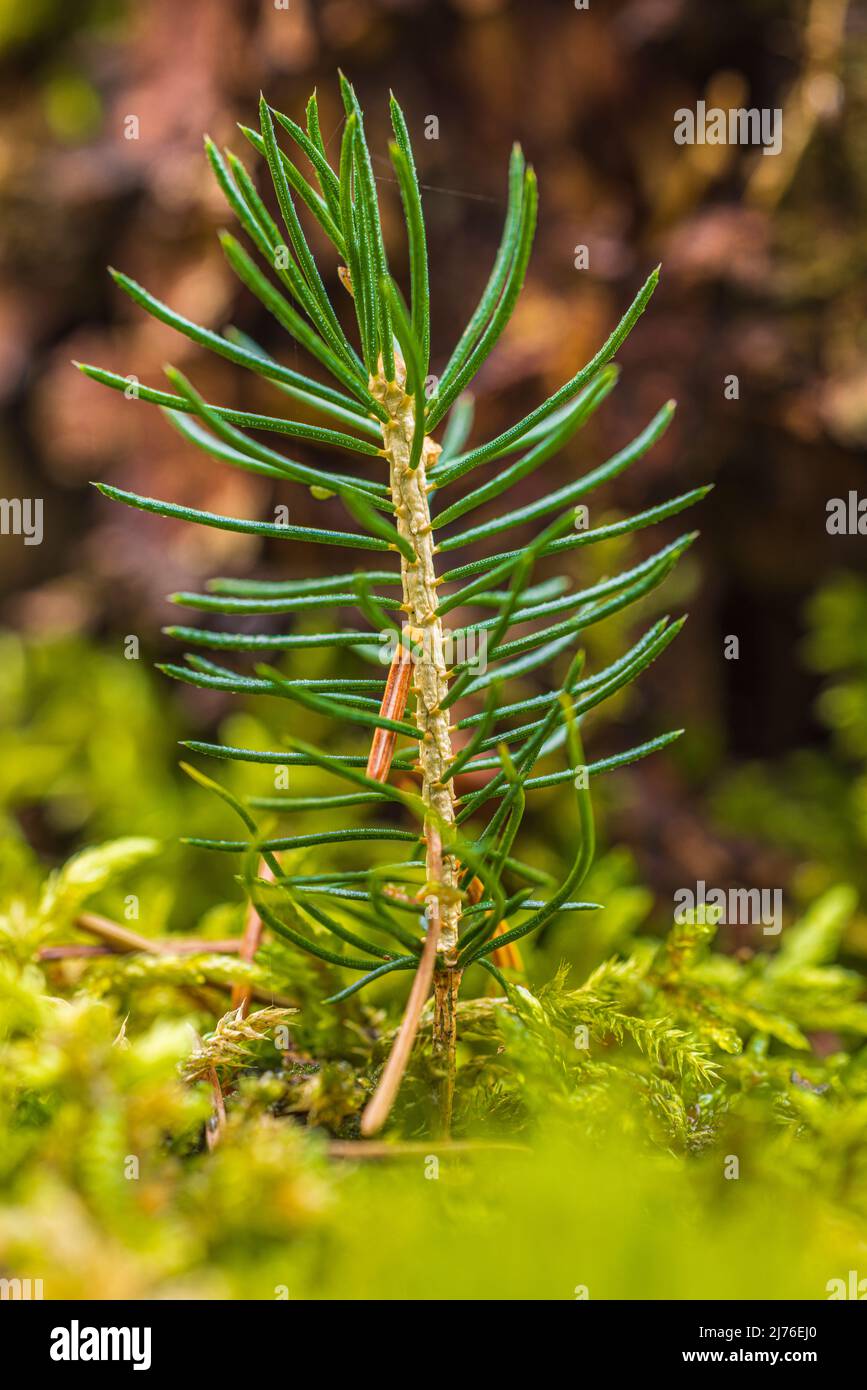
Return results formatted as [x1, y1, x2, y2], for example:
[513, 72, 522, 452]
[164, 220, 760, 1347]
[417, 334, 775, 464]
[39, 939, 243, 960]
[360, 848, 442, 1137]
[76, 912, 168, 955]
[70, 913, 292, 1008]
[328, 1139, 530, 1160]
[75, 912, 220, 1011]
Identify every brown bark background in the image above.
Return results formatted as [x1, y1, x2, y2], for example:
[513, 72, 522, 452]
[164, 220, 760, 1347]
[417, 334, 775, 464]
[2, 0, 864, 921]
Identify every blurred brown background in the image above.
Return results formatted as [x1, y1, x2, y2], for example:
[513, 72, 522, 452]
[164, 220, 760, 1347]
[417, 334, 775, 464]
[1, 0, 866, 916]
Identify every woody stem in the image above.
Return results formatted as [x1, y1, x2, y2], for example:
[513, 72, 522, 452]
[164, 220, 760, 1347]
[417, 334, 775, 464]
[360, 362, 461, 1135]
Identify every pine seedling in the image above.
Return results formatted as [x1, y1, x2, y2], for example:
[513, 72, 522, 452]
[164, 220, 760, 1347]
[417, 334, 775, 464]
[80, 79, 707, 1135]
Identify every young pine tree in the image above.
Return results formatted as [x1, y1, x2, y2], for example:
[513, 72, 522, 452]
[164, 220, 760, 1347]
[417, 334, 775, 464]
[79, 79, 706, 1134]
